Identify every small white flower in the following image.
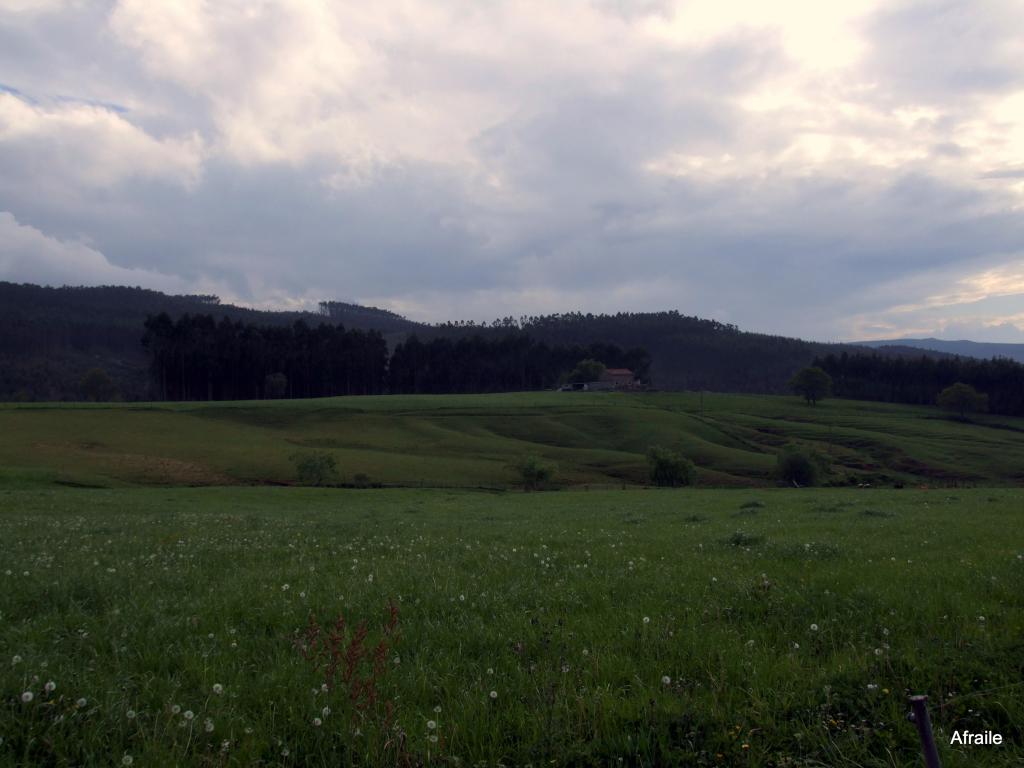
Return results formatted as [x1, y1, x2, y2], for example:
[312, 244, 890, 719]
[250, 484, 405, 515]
[429, 734, 438, 743]
[171, 704, 181, 714]
[489, 690, 498, 699]
[433, 705, 442, 714]
[183, 710, 194, 721]
[76, 698, 87, 708]
[212, 683, 223, 695]
[427, 720, 437, 730]
[126, 709, 136, 720]
[661, 676, 671, 685]
[21, 691, 33, 703]
[122, 755, 133, 767]
[11, 655, 22, 664]
[810, 623, 819, 632]
[44, 681, 56, 693]
[642, 616, 651, 624]
[313, 717, 322, 727]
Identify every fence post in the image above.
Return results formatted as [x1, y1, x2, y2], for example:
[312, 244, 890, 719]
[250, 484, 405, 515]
[909, 695, 942, 768]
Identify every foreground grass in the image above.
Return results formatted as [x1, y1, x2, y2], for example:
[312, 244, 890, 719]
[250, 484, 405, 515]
[2, 391, 1024, 489]
[1, 487, 1022, 766]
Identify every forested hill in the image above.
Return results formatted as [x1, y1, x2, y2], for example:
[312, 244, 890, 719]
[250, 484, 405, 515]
[432, 312, 943, 394]
[0, 282, 422, 400]
[1, 281, 948, 402]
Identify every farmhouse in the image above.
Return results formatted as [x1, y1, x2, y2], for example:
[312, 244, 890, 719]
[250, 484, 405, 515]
[600, 368, 637, 389]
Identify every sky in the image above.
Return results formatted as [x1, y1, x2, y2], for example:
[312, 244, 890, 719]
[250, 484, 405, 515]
[1, 1, 1023, 342]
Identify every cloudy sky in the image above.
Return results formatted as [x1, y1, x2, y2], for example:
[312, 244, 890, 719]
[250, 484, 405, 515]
[2, 0, 1023, 341]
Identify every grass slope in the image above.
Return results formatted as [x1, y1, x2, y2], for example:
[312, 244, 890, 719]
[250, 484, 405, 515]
[1, 487, 1022, 766]
[3, 392, 1024, 489]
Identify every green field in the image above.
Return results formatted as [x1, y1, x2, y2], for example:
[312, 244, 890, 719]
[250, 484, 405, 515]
[2, 487, 1022, 766]
[3, 392, 1024, 489]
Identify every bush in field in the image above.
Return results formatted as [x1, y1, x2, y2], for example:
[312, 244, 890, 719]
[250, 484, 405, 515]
[776, 444, 828, 486]
[646, 446, 697, 487]
[291, 451, 338, 486]
[80, 367, 117, 402]
[515, 454, 555, 491]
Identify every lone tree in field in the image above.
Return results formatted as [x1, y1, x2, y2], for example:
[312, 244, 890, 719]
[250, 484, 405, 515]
[937, 382, 988, 420]
[80, 367, 117, 402]
[568, 358, 606, 384]
[515, 454, 555, 491]
[646, 446, 697, 487]
[789, 366, 832, 405]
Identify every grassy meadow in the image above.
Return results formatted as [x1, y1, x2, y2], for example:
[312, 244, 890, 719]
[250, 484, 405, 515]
[2, 391, 1024, 489]
[2, 486, 1023, 766]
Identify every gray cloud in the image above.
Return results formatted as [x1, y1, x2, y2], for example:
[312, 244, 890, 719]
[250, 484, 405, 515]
[1, 0, 1023, 342]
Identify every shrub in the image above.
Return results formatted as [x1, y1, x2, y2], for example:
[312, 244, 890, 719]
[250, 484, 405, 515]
[776, 444, 828, 486]
[291, 451, 338, 486]
[515, 454, 555, 491]
[646, 446, 697, 487]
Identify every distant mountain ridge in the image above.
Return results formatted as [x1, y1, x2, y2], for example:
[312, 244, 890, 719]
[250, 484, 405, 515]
[856, 337, 1024, 364]
[0, 281, 963, 401]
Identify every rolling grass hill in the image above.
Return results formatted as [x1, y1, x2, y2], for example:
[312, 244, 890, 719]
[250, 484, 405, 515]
[2, 391, 1023, 489]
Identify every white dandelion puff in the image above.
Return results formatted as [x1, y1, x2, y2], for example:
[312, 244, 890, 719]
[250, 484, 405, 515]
[21, 691, 33, 703]
[212, 683, 223, 695]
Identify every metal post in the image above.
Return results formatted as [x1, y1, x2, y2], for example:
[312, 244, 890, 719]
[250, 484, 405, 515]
[909, 695, 942, 768]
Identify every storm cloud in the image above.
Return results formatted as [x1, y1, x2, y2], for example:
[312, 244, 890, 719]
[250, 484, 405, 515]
[1, 0, 1022, 341]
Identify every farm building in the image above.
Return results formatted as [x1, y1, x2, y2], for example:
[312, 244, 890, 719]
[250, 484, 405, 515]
[600, 368, 637, 389]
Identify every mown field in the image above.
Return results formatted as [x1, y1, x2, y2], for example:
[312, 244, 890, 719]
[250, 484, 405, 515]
[2, 487, 1022, 766]
[2, 391, 1024, 489]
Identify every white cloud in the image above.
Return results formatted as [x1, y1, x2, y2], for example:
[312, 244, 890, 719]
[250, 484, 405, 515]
[0, 211, 188, 291]
[0, 93, 204, 188]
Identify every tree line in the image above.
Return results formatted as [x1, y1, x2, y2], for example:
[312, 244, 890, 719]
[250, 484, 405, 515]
[388, 335, 649, 394]
[814, 351, 1024, 417]
[142, 313, 389, 400]
[142, 313, 649, 401]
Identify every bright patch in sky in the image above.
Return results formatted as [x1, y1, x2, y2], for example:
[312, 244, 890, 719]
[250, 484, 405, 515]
[0, 0, 1022, 341]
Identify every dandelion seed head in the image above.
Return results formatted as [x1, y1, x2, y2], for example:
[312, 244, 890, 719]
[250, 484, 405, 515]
[212, 684, 223, 695]
[44, 681, 56, 693]
[661, 675, 671, 685]
[427, 719, 437, 730]
[489, 690, 498, 699]
[21, 691, 33, 703]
